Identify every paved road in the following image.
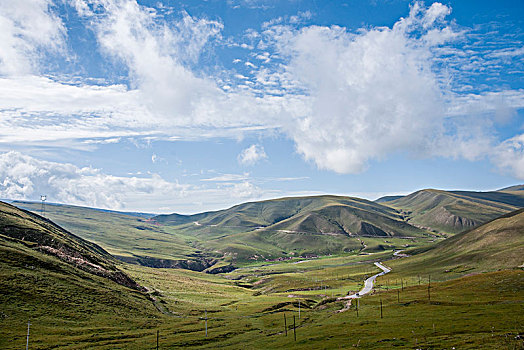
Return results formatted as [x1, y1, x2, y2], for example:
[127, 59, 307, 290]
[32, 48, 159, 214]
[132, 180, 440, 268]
[346, 262, 391, 299]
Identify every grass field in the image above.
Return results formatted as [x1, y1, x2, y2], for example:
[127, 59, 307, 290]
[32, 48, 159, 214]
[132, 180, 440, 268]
[3, 248, 522, 349]
[2, 201, 522, 349]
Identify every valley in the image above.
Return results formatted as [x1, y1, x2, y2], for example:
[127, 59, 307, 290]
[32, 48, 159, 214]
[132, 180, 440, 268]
[1, 187, 523, 349]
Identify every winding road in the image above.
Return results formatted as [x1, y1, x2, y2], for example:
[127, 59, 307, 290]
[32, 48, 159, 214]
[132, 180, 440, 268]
[338, 262, 391, 302]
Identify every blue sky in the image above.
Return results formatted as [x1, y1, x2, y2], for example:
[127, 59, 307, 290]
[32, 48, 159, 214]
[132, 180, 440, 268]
[0, 0, 523, 213]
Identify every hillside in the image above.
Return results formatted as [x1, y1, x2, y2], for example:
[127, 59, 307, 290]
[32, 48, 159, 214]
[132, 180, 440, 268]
[155, 195, 428, 237]
[12, 201, 212, 269]
[498, 184, 524, 192]
[384, 188, 524, 234]
[0, 201, 144, 289]
[388, 207, 524, 280]
[0, 201, 162, 349]
[154, 195, 433, 261]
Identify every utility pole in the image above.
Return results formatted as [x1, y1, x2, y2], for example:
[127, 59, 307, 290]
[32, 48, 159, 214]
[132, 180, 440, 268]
[428, 275, 431, 302]
[293, 315, 296, 341]
[156, 330, 159, 350]
[205, 310, 207, 337]
[284, 313, 287, 336]
[26, 320, 31, 350]
[380, 299, 383, 319]
[40, 195, 46, 217]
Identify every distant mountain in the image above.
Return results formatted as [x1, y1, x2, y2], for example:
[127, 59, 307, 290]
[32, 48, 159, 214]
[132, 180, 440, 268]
[375, 195, 404, 203]
[0, 201, 142, 290]
[155, 195, 432, 261]
[498, 184, 524, 192]
[384, 189, 524, 234]
[394, 208, 524, 277]
[155, 195, 428, 237]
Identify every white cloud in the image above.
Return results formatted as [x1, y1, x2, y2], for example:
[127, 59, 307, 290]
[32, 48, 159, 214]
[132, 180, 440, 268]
[238, 144, 268, 166]
[0, 0, 66, 75]
[262, 3, 450, 173]
[0, 1, 522, 180]
[230, 181, 263, 198]
[254, 1, 523, 174]
[201, 173, 250, 182]
[0, 151, 180, 210]
[0, 151, 275, 213]
[492, 134, 524, 180]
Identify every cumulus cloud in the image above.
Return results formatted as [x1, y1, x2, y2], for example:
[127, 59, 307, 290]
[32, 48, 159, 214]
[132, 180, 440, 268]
[0, 151, 180, 209]
[0, 0, 522, 180]
[238, 144, 268, 166]
[0, 151, 272, 213]
[0, 0, 66, 75]
[492, 134, 524, 180]
[258, 2, 461, 173]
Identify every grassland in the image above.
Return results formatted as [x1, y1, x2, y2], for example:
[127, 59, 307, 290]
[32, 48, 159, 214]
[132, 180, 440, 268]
[2, 246, 522, 349]
[2, 199, 522, 349]
[12, 199, 437, 266]
[385, 189, 524, 234]
[12, 201, 206, 263]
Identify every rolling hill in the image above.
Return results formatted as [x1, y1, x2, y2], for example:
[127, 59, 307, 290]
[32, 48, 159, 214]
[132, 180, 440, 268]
[0, 201, 161, 349]
[12, 200, 213, 269]
[0, 201, 142, 289]
[382, 188, 524, 234]
[388, 207, 524, 280]
[154, 195, 435, 261]
[155, 195, 428, 238]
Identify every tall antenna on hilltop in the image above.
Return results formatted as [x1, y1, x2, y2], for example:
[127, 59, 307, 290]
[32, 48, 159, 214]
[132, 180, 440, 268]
[40, 195, 47, 217]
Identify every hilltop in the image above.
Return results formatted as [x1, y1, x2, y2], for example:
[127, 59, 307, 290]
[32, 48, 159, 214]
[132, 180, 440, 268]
[154, 195, 432, 261]
[388, 207, 524, 280]
[382, 188, 524, 234]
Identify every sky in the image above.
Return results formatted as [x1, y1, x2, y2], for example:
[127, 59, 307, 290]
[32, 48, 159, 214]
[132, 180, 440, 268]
[0, 0, 523, 214]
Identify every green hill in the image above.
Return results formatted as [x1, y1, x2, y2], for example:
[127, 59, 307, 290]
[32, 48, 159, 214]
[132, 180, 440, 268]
[498, 184, 524, 191]
[385, 188, 524, 234]
[13, 196, 435, 266]
[0, 201, 141, 289]
[155, 195, 433, 261]
[388, 207, 524, 280]
[156, 195, 427, 237]
[0, 201, 161, 349]
[12, 200, 211, 269]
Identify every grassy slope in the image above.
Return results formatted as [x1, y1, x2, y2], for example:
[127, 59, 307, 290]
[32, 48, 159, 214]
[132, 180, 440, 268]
[155, 195, 433, 261]
[1, 202, 521, 349]
[12, 201, 203, 262]
[385, 189, 524, 234]
[14, 197, 433, 264]
[386, 208, 524, 282]
[156, 195, 423, 237]
[0, 202, 163, 349]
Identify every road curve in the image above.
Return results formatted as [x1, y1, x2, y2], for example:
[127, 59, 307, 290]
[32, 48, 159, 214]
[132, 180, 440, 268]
[345, 262, 391, 299]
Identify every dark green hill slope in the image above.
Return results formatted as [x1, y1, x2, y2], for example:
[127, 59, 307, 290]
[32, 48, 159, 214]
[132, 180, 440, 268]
[498, 184, 524, 191]
[155, 196, 432, 261]
[388, 208, 524, 280]
[385, 189, 524, 234]
[0, 201, 161, 349]
[0, 201, 141, 289]
[155, 195, 426, 237]
[12, 201, 208, 267]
